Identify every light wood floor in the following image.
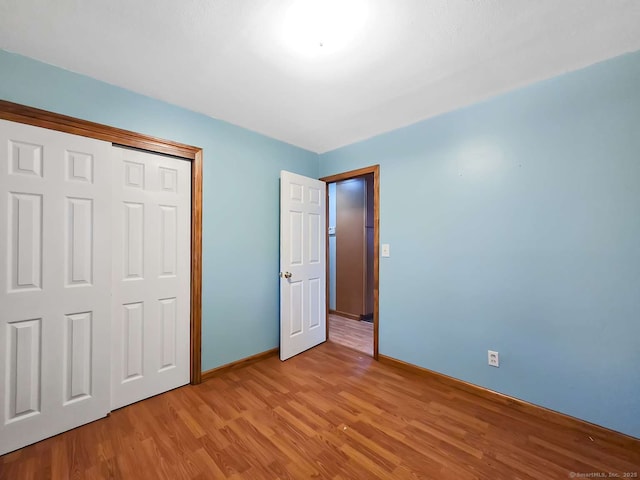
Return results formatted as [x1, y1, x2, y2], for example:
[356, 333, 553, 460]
[328, 313, 373, 356]
[1, 342, 638, 479]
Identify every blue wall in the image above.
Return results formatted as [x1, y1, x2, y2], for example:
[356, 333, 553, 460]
[0, 50, 318, 371]
[328, 183, 337, 310]
[319, 51, 640, 437]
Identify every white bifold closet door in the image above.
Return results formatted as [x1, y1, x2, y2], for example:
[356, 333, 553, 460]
[0, 121, 192, 455]
[0, 119, 112, 455]
[111, 147, 191, 410]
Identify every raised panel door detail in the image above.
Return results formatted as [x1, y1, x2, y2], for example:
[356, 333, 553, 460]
[290, 183, 303, 203]
[289, 211, 303, 266]
[66, 198, 93, 286]
[65, 151, 93, 183]
[9, 140, 43, 178]
[63, 312, 92, 404]
[308, 213, 320, 264]
[122, 303, 144, 382]
[308, 187, 321, 206]
[159, 168, 177, 193]
[308, 278, 320, 329]
[123, 202, 144, 280]
[124, 161, 144, 189]
[289, 281, 303, 336]
[5, 318, 42, 423]
[8, 193, 43, 292]
[159, 206, 177, 277]
[159, 298, 177, 371]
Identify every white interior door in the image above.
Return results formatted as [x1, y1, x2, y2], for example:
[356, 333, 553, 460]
[111, 147, 191, 409]
[280, 171, 326, 360]
[0, 120, 112, 455]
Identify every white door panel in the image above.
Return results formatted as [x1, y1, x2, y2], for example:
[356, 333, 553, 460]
[111, 147, 190, 409]
[280, 171, 326, 360]
[0, 120, 112, 455]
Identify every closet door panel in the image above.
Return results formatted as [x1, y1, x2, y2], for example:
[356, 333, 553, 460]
[111, 147, 191, 410]
[0, 119, 112, 455]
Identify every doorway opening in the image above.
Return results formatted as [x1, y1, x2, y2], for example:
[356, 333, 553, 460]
[321, 166, 379, 359]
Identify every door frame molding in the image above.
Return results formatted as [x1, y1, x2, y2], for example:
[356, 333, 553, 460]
[0, 99, 204, 384]
[320, 165, 380, 359]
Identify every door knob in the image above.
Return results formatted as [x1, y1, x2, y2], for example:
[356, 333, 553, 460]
[280, 272, 293, 279]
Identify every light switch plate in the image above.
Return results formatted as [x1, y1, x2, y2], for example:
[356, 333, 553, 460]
[381, 244, 390, 257]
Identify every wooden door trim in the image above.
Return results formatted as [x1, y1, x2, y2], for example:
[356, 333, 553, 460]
[321, 165, 380, 360]
[0, 100, 203, 384]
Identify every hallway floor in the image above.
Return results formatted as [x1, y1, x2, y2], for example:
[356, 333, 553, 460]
[328, 313, 373, 356]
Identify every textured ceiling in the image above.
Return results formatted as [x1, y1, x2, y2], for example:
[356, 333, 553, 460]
[1, 1, 640, 153]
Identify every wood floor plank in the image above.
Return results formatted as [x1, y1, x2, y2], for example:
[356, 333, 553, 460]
[329, 313, 373, 356]
[1, 341, 638, 479]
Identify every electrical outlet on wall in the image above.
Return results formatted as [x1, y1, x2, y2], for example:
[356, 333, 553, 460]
[488, 350, 499, 367]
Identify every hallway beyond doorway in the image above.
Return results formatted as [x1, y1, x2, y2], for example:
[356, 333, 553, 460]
[328, 314, 373, 356]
